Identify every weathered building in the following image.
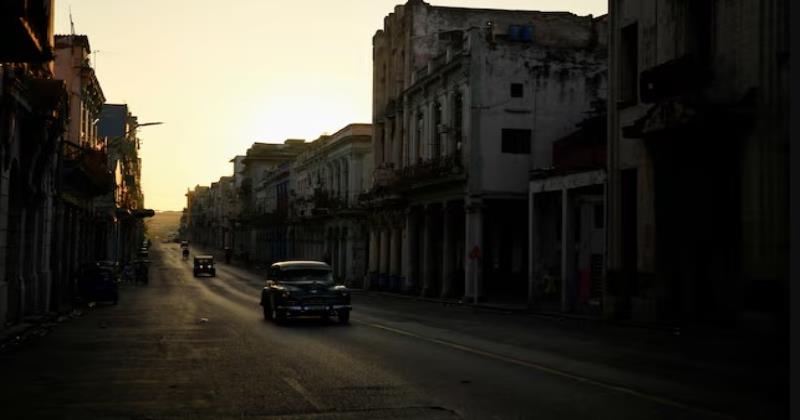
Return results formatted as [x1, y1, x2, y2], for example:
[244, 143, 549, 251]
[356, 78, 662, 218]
[288, 124, 373, 285]
[366, 0, 607, 302]
[98, 104, 149, 265]
[606, 0, 789, 330]
[529, 114, 607, 315]
[231, 140, 308, 262]
[0, 0, 69, 327]
[186, 185, 211, 245]
[51, 34, 111, 312]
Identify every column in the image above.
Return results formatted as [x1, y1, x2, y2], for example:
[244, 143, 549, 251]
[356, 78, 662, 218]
[421, 206, 434, 296]
[402, 209, 418, 293]
[367, 228, 378, 289]
[379, 228, 390, 289]
[389, 224, 401, 291]
[561, 189, 574, 313]
[441, 203, 455, 297]
[528, 191, 538, 306]
[464, 199, 483, 302]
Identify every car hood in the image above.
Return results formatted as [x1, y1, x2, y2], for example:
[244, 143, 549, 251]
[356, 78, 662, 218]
[281, 283, 344, 294]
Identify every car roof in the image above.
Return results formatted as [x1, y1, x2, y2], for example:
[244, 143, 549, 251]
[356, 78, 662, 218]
[271, 260, 331, 270]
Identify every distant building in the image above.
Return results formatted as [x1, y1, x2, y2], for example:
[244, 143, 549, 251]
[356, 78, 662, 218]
[288, 124, 373, 285]
[229, 140, 308, 261]
[98, 104, 148, 265]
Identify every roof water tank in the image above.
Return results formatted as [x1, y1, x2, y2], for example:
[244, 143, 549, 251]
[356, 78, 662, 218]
[520, 25, 534, 42]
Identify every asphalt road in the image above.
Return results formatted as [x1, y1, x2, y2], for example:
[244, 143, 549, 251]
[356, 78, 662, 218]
[0, 243, 785, 419]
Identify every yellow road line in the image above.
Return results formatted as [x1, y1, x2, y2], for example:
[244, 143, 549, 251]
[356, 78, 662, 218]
[362, 321, 735, 420]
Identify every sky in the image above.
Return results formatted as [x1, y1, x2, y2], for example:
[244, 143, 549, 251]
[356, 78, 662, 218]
[55, 0, 607, 211]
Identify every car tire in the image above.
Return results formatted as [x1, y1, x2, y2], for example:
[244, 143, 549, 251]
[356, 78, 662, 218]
[338, 310, 350, 324]
[272, 306, 286, 324]
[263, 303, 272, 321]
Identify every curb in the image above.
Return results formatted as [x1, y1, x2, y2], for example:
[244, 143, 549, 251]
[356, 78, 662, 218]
[0, 310, 85, 352]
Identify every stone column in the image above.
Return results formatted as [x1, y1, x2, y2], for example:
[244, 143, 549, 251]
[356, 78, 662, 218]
[379, 228, 390, 289]
[528, 191, 538, 306]
[440, 203, 455, 297]
[561, 189, 574, 313]
[421, 205, 434, 296]
[402, 210, 418, 293]
[464, 199, 484, 302]
[0, 170, 8, 327]
[389, 224, 401, 291]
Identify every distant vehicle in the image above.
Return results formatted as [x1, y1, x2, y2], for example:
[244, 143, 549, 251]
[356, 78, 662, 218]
[193, 255, 215, 277]
[76, 263, 119, 305]
[95, 260, 120, 280]
[137, 248, 149, 259]
[180, 240, 189, 248]
[259, 261, 351, 324]
[182, 248, 189, 260]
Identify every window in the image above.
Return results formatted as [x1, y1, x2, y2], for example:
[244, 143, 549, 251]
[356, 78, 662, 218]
[619, 23, 638, 105]
[510, 83, 523, 98]
[501, 129, 531, 154]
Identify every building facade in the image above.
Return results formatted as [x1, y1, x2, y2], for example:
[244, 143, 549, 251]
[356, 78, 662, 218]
[98, 104, 148, 265]
[51, 34, 112, 312]
[288, 124, 373, 286]
[366, 0, 607, 302]
[0, 0, 69, 327]
[606, 0, 789, 330]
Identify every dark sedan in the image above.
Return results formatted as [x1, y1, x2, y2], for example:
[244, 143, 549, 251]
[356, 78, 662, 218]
[259, 261, 351, 324]
[193, 255, 216, 277]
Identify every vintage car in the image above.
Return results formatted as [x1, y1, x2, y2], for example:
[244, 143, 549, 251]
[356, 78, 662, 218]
[193, 255, 215, 277]
[259, 261, 351, 324]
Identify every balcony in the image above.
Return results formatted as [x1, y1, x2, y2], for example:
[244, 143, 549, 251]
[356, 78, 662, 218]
[0, 0, 53, 62]
[60, 141, 114, 197]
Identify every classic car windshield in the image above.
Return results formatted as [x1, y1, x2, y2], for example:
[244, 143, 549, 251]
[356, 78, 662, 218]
[278, 269, 333, 284]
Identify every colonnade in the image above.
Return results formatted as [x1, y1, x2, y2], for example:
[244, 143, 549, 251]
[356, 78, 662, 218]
[367, 199, 481, 300]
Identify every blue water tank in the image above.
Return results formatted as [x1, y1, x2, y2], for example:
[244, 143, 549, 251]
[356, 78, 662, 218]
[520, 25, 534, 42]
[508, 25, 521, 41]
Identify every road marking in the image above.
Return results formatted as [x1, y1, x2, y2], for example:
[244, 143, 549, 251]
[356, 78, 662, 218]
[362, 321, 735, 420]
[283, 376, 327, 412]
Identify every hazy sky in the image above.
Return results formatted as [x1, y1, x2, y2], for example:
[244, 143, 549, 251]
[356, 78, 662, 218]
[55, 0, 606, 211]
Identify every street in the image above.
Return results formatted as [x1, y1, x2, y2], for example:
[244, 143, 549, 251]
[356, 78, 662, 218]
[0, 242, 784, 420]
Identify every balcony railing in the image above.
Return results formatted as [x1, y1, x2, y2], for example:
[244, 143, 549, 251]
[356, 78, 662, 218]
[60, 141, 114, 196]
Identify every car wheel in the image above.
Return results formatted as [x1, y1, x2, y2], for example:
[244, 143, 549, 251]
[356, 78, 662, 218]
[338, 310, 350, 324]
[272, 305, 286, 324]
